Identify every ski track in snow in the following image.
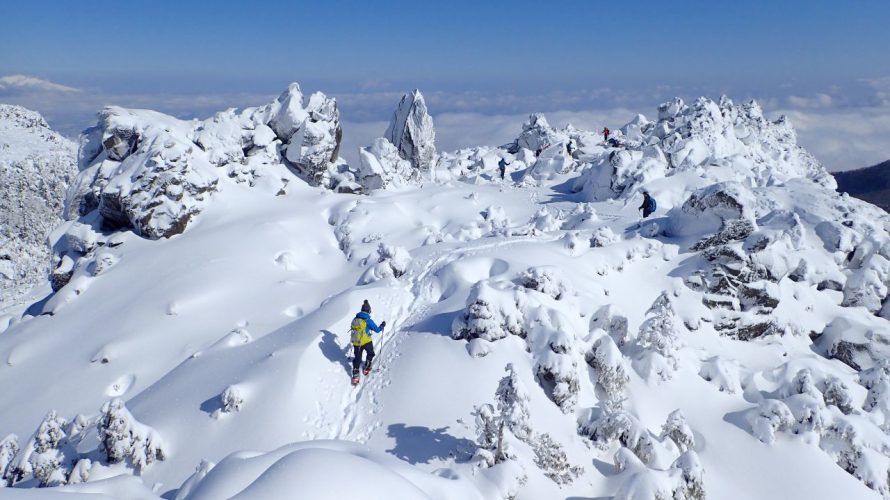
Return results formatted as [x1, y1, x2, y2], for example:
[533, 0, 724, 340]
[309, 229, 558, 444]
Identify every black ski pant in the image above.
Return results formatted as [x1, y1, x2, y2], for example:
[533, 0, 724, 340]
[352, 342, 375, 374]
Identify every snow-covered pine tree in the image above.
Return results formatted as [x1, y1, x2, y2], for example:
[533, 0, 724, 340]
[495, 363, 532, 441]
[0, 434, 19, 487]
[25, 410, 68, 487]
[98, 399, 167, 472]
[661, 409, 695, 453]
[472, 364, 532, 466]
[586, 335, 630, 409]
[635, 292, 682, 381]
[532, 432, 583, 485]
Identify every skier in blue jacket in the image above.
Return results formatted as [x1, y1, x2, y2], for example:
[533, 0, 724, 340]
[349, 300, 385, 385]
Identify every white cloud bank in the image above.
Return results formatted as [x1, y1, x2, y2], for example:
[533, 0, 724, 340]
[0, 74, 885, 172]
[345, 104, 888, 172]
[0, 74, 81, 93]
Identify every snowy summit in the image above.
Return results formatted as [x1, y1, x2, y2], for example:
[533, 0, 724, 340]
[0, 84, 889, 500]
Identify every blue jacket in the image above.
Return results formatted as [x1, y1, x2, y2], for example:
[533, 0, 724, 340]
[356, 311, 383, 334]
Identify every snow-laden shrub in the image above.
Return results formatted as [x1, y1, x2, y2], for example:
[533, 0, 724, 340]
[561, 203, 598, 230]
[590, 226, 620, 248]
[222, 385, 244, 413]
[860, 360, 890, 427]
[634, 293, 682, 381]
[661, 409, 695, 452]
[585, 335, 630, 409]
[98, 399, 166, 472]
[823, 418, 890, 496]
[362, 243, 411, 283]
[0, 434, 19, 486]
[784, 394, 827, 434]
[698, 356, 741, 393]
[535, 349, 580, 413]
[784, 369, 854, 416]
[612, 447, 706, 500]
[580, 410, 655, 464]
[842, 253, 890, 313]
[822, 376, 855, 415]
[529, 207, 562, 234]
[746, 399, 794, 444]
[590, 305, 630, 347]
[532, 432, 583, 485]
[560, 231, 585, 255]
[480, 205, 511, 237]
[518, 266, 571, 300]
[16, 410, 69, 487]
[672, 451, 706, 500]
[452, 281, 526, 341]
[67, 458, 91, 485]
[788, 368, 822, 399]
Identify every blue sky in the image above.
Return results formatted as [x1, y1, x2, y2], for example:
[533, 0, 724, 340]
[1, 0, 889, 169]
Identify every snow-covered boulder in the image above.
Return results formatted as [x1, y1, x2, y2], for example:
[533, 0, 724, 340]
[74, 107, 220, 239]
[355, 137, 414, 190]
[511, 114, 569, 154]
[70, 83, 347, 240]
[670, 181, 756, 239]
[280, 88, 343, 186]
[385, 89, 436, 172]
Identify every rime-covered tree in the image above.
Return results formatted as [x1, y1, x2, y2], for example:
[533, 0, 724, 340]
[635, 292, 682, 381]
[98, 399, 167, 472]
[0, 434, 19, 487]
[661, 409, 695, 452]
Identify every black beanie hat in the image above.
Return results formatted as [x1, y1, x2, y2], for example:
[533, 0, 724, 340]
[361, 300, 371, 313]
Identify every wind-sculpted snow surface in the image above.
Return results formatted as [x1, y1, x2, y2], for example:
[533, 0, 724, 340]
[0, 105, 76, 306]
[3, 93, 890, 500]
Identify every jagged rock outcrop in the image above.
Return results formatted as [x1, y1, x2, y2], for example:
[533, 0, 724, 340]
[573, 96, 835, 202]
[512, 114, 569, 154]
[68, 83, 344, 241]
[384, 90, 436, 172]
[278, 86, 343, 186]
[0, 105, 77, 305]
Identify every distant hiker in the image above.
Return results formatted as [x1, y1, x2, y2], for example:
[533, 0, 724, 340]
[498, 157, 508, 180]
[350, 300, 385, 385]
[639, 191, 657, 219]
[602, 127, 610, 142]
[566, 141, 575, 157]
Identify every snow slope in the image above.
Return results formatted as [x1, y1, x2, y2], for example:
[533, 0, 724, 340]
[1, 87, 889, 499]
[0, 105, 76, 309]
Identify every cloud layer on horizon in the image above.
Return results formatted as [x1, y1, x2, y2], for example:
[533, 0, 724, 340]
[1, 74, 886, 172]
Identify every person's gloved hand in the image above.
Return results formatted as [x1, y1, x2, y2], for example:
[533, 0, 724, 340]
[380, 321, 387, 329]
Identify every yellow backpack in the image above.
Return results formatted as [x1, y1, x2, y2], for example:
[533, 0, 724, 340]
[350, 317, 367, 346]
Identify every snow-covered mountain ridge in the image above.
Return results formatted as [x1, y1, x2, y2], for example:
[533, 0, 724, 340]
[0, 104, 76, 308]
[1, 85, 889, 499]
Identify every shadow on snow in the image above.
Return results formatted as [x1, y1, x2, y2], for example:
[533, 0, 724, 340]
[385, 423, 476, 465]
